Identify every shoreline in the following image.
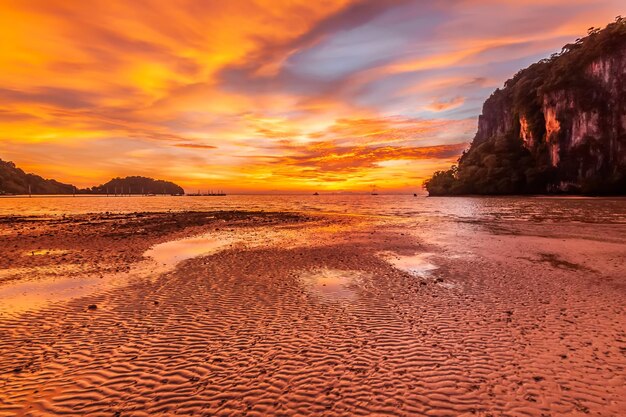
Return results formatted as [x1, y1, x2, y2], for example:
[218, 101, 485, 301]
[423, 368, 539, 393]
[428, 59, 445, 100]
[0, 211, 313, 282]
[0, 209, 624, 416]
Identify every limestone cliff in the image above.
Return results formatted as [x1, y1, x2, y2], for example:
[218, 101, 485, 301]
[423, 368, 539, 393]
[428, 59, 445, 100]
[426, 18, 626, 195]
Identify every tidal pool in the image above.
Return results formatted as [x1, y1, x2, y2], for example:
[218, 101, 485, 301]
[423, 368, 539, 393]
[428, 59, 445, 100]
[0, 270, 123, 316]
[144, 233, 233, 270]
[300, 268, 368, 299]
[24, 249, 70, 256]
[0, 234, 233, 315]
[382, 252, 439, 278]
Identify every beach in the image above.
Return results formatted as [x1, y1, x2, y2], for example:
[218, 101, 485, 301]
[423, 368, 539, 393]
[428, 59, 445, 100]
[0, 197, 625, 416]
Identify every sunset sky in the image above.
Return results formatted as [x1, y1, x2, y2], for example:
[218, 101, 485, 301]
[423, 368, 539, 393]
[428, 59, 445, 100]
[0, 0, 622, 193]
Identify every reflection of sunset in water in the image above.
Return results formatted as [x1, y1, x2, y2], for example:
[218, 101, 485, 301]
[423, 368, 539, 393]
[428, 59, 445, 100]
[0, 274, 104, 315]
[2, 195, 625, 223]
[145, 234, 233, 270]
[300, 268, 368, 300]
[381, 252, 439, 278]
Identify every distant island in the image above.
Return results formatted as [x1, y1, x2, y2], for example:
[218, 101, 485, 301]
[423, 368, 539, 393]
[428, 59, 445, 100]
[425, 17, 626, 196]
[88, 177, 184, 195]
[0, 158, 184, 195]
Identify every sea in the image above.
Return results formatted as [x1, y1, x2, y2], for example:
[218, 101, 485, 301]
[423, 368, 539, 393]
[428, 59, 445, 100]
[1, 194, 625, 224]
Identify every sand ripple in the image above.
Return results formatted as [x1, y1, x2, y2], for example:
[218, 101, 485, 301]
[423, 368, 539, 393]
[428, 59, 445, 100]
[1, 226, 625, 416]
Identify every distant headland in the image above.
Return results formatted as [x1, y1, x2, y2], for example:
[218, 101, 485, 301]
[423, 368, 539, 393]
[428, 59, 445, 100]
[0, 158, 183, 196]
[89, 177, 184, 196]
[425, 17, 626, 196]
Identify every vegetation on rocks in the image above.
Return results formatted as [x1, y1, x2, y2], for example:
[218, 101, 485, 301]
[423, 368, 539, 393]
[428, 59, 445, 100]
[0, 159, 185, 195]
[0, 159, 74, 194]
[425, 17, 626, 196]
[89, 176, 184, 195]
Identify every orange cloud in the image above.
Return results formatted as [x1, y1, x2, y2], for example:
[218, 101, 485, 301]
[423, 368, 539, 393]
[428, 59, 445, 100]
[426, 96, 466, 112]
[172, 143, 217, 150]
[272, 143, 468, 173]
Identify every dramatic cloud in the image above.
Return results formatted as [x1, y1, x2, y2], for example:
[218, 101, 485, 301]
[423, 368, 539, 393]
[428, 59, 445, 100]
[426, 97, 466, 112]
[0, 0, 622, 192]
[173, 143, 217, 150]
[271, 143, 468, 173]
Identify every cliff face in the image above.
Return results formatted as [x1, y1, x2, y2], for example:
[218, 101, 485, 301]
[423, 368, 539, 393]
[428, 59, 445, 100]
[476, 47, 626, 190]
[541, 52, 623, 187]
[426, 18, 626, 195]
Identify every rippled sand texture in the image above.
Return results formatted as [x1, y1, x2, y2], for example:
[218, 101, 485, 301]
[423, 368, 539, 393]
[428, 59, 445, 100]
[1, 211, 625, 416]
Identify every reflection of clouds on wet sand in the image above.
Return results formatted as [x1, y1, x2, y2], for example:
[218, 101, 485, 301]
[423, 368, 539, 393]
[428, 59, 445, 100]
[379, 251, 465, 290]
[1, 234, 236, 316]
[299, 267, 370, 300]
[0, 274, 105, 315]
[25, 249, 71, 256]
[144, 233, 234, 271]
[379, 251, 439, 278]
[0, 216, 343, 316]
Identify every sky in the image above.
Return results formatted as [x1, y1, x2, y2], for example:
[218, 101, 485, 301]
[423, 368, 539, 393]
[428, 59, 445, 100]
[0, 0, 622, 193]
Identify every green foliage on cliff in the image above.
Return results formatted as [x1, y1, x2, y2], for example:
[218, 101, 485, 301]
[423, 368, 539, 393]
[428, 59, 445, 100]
[425, 17, 626, 196]
[543, 17, 626, 92]
[89, 176, 184, 195]
[502, 16, 626, 111]
[424, 134, 555, 195]
[0, 159, 75, 195]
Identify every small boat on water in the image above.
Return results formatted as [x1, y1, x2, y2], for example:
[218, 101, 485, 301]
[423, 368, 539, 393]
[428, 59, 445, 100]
[313, 192, 319, 196]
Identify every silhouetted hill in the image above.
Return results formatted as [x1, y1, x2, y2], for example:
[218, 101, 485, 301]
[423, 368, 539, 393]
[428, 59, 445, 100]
[90, 176, 184, 195]
[0, 159, 185, 195]
[425, 17, 626, 196]
[0, 159, 75, 195]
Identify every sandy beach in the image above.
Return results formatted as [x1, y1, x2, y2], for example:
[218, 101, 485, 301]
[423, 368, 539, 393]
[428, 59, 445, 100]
[0, 207, 625, 416]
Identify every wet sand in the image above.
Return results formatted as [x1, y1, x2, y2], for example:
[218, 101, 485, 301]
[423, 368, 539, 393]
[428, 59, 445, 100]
[0, 210, 625, 416]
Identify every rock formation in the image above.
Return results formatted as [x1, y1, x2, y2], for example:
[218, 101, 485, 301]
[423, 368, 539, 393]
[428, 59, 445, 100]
[425, 18, 626, 195]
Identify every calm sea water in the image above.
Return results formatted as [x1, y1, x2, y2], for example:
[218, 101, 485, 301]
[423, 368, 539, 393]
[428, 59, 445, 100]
[1, 195, 625, 223]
